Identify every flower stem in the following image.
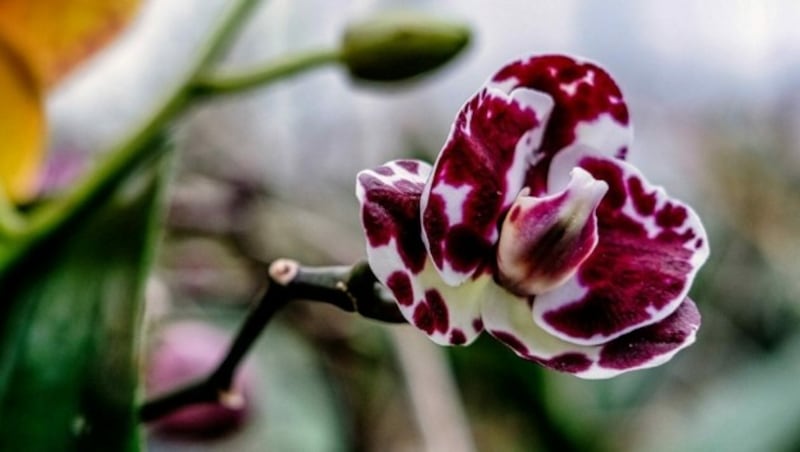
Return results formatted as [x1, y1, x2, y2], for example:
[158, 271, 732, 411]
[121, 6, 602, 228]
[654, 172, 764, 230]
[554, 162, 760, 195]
[0, 0, 337, 274]
[140, 259, 403, 422]
[23, 0, 264, 237]
[192, 48, 342, 97]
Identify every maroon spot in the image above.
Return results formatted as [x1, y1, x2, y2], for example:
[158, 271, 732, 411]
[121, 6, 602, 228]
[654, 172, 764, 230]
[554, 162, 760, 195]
[491, 56, 629, 191]
[616, 146, 629, 159]
[694, 238, 704, 250]
[558, 63, 588, 83]
[413, 304, 434, 335]
[580, 157, 627, 210]
[423, 89, 543, 276]
[472, 319, 484, 332]
[386, 271, 413, 306]
[656, 203, 688, 228]
[396, 160, 421, 174]
[359, 172, 428, 273]
[657, 228, 696, 245]
[422, 194, 448, 268]
[490, 330, 530, 357]
[508, 205, 521, 222]
[444, 225, 493, 273]
[374, 166, 394, 176]
[395, 179, 422, 194]
[599, 298, 700, 369]
[534, 353, 592, 374]
[425, 289, 450, 333]
[450, 329, 467, 345]
[628, 176, 656, 215]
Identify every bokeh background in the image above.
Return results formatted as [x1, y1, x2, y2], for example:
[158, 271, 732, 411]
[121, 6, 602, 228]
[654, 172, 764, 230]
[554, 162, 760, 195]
[45, 1, 800, 451]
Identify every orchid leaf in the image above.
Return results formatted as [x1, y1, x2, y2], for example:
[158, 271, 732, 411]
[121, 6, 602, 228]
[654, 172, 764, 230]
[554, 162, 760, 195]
[0, 149, 169, 451]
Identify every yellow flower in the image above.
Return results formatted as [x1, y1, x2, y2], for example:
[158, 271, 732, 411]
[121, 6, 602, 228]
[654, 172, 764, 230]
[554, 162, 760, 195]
[0, 0, 139, 202]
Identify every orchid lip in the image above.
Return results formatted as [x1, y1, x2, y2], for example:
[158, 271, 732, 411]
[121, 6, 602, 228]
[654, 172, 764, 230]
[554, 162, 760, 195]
[496, 167, 608, 297]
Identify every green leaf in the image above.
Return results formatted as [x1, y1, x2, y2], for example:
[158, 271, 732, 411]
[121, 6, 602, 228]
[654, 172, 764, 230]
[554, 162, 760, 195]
[0, 152, 169, 451]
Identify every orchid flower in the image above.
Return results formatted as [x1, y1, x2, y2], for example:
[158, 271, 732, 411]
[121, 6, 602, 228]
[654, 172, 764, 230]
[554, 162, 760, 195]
[356, 55, 709, 379]
[0, 0, 139, 202]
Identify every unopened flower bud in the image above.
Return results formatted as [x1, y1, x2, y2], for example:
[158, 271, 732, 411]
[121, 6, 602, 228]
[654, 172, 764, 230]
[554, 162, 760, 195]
[497, 168, 608, 296]
[147, 321, 254, 438]
[341, 12, 470, 82]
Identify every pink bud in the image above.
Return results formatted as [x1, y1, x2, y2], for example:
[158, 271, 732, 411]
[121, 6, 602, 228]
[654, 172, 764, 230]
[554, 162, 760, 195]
[146, 321, 254, 439]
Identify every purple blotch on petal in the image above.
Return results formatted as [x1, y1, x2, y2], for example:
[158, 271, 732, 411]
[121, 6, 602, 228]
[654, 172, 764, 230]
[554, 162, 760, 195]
[413, 303, 434, 335]
[386, 271, 413, 306]
[599, 298, 701, 369]
[628, 176, 657, 215]
[450, 329, 467, 345]
[656, 203, 688, 228]
[534, 353, 593, 374]
[490, 330, 531, 357]
[425, 289, 450, 334]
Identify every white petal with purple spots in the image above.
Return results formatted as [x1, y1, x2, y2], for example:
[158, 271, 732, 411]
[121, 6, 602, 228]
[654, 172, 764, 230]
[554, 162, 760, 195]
[532, 146, 710, 346]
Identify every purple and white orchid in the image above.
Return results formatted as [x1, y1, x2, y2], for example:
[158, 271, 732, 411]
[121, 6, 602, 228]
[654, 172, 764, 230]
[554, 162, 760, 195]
[355, 55, 708, 379]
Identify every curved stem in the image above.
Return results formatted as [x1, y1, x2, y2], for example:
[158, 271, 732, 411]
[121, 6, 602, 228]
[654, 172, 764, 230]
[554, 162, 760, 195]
[192, 48, 342, 97]
[140, 259, 403, 422]
[140, 279, 290, 422]
[0, 0, 264, 274]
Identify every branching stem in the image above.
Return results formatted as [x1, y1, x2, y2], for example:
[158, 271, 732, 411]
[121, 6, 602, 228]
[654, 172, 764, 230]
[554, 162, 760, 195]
[140, 259, 402, 422]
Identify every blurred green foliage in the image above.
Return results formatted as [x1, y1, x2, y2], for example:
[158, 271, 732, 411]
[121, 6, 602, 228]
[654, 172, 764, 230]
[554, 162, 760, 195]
[0, 152, 169, 451]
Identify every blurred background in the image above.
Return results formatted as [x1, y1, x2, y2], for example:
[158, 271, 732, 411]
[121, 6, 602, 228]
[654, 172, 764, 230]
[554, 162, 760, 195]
[45, 1, 800, 451]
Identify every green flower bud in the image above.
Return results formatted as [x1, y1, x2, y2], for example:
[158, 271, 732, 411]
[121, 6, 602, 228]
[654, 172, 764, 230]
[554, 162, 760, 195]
[341, 12, 471, 82]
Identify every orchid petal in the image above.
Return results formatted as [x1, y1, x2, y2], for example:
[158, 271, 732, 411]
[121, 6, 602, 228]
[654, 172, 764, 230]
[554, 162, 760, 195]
[0, 0, 141, 86]
[595, 298, 701, 376]
[489, 55, 632, 192]
[497, 167, 607, 296]
[0, 38, 44, 202]
[356, 160, 485, 345]
[533, 146, 710, 345]
[482, 284, 701, 379]
[421, 86, 554, 286]
[357, 160, 431, 275]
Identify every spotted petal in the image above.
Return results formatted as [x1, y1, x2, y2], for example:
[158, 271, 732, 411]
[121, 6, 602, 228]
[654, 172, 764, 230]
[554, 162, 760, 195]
[421, 86, 555, 286]
[532, 146, 710, 345]
[489, 55, 633, 193]
[482, 284, 701, 379]
[356, 160, 485, 345]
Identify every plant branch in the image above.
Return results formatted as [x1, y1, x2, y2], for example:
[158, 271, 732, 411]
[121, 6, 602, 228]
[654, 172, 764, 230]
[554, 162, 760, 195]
[192, 48, 342, 97]
[140, 259, 403, 422]
[0, 0, 264, 275]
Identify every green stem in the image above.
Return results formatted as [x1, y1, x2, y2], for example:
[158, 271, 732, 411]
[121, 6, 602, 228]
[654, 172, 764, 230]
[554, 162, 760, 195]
[0, 0, 263, 273]
[192, 48, 342, 96]
[0, 194, 25, 238]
